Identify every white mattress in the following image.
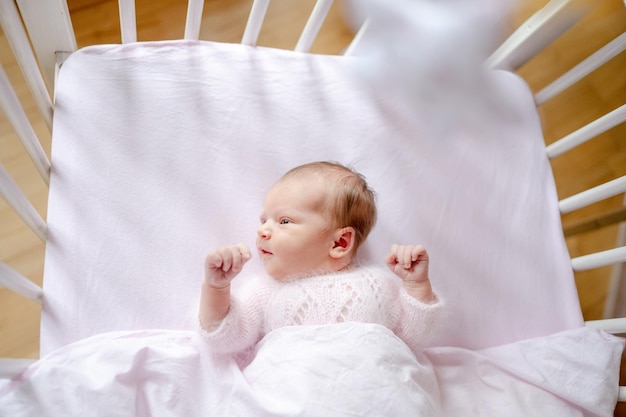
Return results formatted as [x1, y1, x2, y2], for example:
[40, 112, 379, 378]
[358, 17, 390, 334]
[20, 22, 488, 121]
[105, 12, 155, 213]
[43, 40, 582, 355]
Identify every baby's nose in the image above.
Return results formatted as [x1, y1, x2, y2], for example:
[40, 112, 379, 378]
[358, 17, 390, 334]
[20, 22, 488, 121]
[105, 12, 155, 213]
[257, 222, 271, 239]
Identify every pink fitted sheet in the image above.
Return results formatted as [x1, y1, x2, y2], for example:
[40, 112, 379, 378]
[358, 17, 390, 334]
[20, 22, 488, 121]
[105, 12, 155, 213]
[43, 40, 583, 355]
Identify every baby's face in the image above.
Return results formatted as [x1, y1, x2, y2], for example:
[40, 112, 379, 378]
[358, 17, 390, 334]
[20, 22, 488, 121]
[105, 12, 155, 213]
[257, 178, 336, 280]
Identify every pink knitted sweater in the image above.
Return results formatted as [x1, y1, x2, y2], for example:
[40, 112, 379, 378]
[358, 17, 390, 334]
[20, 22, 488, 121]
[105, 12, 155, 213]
[200, 266, 443, 355]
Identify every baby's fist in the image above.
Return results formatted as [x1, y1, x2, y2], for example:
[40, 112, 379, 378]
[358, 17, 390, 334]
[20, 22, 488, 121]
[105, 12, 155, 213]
[204, 243, 251, 288]
[385, 244, 429, 284]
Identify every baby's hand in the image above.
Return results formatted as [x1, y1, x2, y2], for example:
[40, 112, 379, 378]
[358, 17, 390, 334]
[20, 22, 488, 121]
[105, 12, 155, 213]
[204, 243, 252, 289]
[385, 244, 429, 284]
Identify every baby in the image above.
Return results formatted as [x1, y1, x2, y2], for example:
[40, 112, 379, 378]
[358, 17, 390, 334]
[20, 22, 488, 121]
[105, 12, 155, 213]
[198, 161, 442, 354]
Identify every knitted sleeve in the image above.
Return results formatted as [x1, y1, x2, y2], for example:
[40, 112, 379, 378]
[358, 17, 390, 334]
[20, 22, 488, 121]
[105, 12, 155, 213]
[198, 279, 269, 355]
[392, 286, 444, 353]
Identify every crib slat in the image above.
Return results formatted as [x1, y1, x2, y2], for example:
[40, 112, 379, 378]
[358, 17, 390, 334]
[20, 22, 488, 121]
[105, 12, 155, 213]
[14, 0, 76, 92]
[0, 165, 47, 242]
[184, 0, 205, 40]
[241, 0, 271, 46]
[343, 18, 370, 57]
[604, 205, 626, 319]
[0, 65, 51, 185]
[486, 0, 593, 71]
[559, 175, 626, 214]
[118, 0, 137, 44]
[0, 0, 53, 130]
[585, 317, 626, 334]
[535, 32, 626, 106]
[0, 261, 43, 304]
[0, 358, 36, 379]
[571, 246, 626, 271]
[546, 104, 626, 159]
[294, 0, 334, 53]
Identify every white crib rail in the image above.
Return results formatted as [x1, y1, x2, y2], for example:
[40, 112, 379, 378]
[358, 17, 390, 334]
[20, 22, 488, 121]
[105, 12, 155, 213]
[559, 176, 626, 214]
[573, 247, 626, 272]
[119, 0, 137, 44]
[343, 18, 370, 57]
[184, 0, 205, 41]
[0, 261, 43, 304]
[486, 0, 595, 71]
[0, 65, 50, 185]
[535, 31, 626, 105]
[546, 104, 626, 158]
[0, 359, 37, 379]
[0, 165, 47, 241]
[295, 0, 334, 52]
[604, 209, 626, 318]
[586, 317, 626, 334]
[241, 0, 271, 46]
[0, 0, 53, 130]
[11, 0, 76, 94]
[237, 0, 341, 50]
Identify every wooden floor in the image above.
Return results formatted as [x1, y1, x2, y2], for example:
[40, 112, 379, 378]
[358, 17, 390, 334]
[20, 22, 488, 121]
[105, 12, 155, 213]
[0, 0, 624, 365]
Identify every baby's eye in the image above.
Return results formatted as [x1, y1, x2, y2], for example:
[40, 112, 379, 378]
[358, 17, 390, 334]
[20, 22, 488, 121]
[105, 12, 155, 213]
[260, 217, 267, 224]
[280, 218, 291, 225]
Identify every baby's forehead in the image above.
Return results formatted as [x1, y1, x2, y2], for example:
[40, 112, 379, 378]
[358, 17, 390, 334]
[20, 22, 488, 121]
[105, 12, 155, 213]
[278, 167, 347, 187]
[272, 172, 329, 191]
[279, 164, 354, 182]
[265, 176, 331, 209]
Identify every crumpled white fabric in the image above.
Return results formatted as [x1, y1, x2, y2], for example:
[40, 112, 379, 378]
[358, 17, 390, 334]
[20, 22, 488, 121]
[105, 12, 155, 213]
[427, 326, 625, 417]
[0, 324, 622, 417]
[346, 0, 517, 136]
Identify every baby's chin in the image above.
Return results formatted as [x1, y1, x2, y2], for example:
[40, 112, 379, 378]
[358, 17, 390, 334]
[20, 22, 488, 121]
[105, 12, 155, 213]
[265, 266, 351, 282]
[266, 270, 315, 282]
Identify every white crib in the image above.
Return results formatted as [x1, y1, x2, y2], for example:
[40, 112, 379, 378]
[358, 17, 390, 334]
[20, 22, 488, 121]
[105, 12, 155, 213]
[0, 0, 625, 415]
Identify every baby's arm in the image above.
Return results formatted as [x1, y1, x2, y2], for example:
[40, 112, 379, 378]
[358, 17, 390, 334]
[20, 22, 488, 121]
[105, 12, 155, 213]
[385, 244, 437, 303]
[199, 243, 251, 331]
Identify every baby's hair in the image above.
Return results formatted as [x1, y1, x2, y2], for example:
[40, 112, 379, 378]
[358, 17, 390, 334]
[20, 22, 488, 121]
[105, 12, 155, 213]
[279, 161, 377, 253]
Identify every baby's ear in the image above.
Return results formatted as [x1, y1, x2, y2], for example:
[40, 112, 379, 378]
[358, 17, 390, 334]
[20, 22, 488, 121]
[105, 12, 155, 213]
[330, 227, 355, 259]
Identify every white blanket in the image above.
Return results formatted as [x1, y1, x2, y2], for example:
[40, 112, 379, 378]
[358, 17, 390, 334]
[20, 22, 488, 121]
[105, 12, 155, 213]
[0, 324, 622, 416]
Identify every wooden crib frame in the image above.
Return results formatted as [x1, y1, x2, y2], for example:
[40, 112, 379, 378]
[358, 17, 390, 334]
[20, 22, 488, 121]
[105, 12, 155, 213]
[0, 0, 625, 406]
